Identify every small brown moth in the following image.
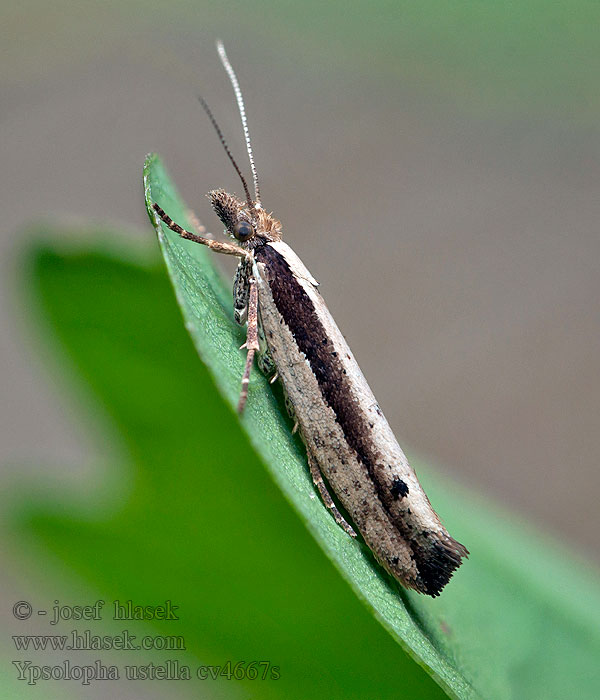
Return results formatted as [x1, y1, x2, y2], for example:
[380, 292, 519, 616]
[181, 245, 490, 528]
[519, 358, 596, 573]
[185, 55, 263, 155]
[152, 42, 468, 596]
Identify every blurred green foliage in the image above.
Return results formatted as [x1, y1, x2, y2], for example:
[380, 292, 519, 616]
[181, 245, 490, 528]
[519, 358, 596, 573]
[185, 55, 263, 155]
[11, 230, 447, 699]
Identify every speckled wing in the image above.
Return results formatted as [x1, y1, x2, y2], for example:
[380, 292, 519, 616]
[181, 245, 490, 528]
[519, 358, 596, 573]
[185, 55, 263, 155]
[253, 240, 468, 596]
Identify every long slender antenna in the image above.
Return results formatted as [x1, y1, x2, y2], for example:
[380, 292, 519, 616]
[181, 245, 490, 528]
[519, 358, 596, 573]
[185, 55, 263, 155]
[197, 95, 254, 210]
[216, 40, 261, 208]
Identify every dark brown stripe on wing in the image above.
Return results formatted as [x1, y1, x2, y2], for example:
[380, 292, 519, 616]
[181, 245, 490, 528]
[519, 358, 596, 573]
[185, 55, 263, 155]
[255, 243, 467, 595]
[255, 244, 381, 474]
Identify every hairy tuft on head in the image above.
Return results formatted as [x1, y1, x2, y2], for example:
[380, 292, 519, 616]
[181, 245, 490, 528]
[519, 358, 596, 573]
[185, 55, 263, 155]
[208, 189, 245, 232]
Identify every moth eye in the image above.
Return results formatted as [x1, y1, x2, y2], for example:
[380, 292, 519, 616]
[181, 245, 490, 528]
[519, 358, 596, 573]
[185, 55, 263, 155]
[233, 220, 254, 242]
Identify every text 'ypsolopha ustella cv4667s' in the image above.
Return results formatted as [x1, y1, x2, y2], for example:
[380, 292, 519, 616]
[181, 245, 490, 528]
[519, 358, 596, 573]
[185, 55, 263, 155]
[152, 41, 468, 597]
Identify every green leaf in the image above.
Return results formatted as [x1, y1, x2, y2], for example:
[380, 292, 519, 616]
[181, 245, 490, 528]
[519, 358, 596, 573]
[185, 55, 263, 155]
[12, 228, 446, 699]
[144, 152, 600, 699]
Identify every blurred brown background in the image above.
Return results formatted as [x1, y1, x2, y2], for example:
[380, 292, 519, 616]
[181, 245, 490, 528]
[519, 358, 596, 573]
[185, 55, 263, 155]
[2, 0, 599, 567]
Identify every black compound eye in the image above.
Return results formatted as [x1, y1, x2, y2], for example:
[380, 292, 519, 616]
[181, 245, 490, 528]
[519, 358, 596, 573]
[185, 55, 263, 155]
[233, 220, 254, 242]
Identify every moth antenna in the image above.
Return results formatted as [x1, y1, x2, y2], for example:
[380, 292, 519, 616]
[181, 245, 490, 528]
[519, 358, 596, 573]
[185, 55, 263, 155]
[197, 95, 254, 210]
[216, 40, 261, 208]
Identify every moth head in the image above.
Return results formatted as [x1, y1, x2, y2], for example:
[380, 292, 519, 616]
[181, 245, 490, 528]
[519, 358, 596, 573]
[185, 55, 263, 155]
[208, 189, 250, 238]
[208, 188, 282, 243]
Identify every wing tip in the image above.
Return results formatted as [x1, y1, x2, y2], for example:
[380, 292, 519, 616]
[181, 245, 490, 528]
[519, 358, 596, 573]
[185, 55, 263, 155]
[414, 535, 469, 597]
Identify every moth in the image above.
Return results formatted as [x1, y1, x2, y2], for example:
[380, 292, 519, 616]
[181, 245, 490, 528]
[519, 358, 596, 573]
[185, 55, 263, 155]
[152, 42, 468, 596]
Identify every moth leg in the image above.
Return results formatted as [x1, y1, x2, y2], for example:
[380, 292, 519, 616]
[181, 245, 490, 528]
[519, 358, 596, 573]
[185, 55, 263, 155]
[153, 204, 250, 260]
[233, 258, 252, 325]
[281, 388, 300, 433]
[258, 350, 276, 376]
[256, 324, 276, 377]
[306, 448, 357, 538]
[237, 277, 259, 414]
[282, 387, 296, 421]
